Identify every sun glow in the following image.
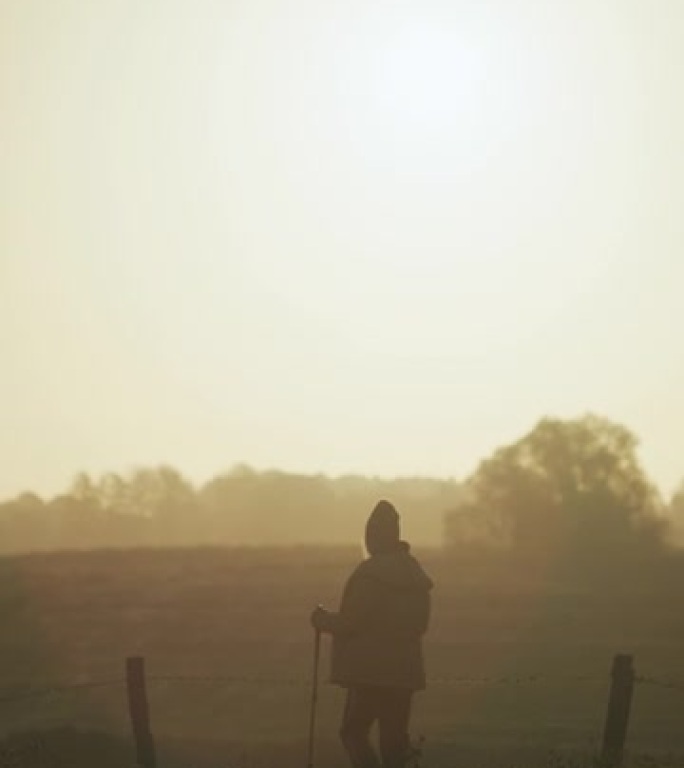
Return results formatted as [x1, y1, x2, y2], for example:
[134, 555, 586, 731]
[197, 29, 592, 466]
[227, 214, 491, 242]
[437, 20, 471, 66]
[323, 14, 532, 162]
[4, 0, 684, 497]
[367, 24, 490, 131]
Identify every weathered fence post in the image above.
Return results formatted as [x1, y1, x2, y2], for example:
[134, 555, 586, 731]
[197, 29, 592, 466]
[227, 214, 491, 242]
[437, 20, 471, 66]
[126, 656, 157, 768]
[601, 654, 635, 768]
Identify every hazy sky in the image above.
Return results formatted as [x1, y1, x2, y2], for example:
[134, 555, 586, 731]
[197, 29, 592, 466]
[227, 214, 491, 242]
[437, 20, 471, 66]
[2, 0, 683, 500]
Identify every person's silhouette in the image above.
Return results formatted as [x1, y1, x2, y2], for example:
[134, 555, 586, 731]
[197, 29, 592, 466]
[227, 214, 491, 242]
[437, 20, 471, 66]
[311, 500, 433, 768]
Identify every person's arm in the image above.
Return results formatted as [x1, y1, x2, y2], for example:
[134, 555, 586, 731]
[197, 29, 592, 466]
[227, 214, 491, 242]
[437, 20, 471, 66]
[311, 570, 375, 636]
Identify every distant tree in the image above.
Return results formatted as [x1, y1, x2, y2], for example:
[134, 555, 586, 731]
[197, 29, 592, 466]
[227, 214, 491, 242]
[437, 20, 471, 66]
[669, 482, 684, 544]
[0, 465, 457, 550]
[69, 473, 100, 506]
[50, 494, 101, 548]
[0, 492, 49, 551]
[199, 465, 338, 544]
[96, 472, 129, 515]
[125, 466, 200, 543]
[445, 415, 668, 558]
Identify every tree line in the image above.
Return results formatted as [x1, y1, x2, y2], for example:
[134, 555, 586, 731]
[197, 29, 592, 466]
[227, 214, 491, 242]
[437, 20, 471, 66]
[1, 414, 683, 555]
[0, 465, 458, 552]
[446, 414, 684, 573]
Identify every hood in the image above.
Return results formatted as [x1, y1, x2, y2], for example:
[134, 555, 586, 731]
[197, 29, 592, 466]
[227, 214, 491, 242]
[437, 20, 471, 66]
[365, 500, 401, 555]
[359, 542, 433, 592]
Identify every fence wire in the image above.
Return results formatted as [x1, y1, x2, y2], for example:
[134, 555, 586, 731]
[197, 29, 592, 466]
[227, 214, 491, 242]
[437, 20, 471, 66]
[147, 672, 606, 687]
[637, 676, 684, 694]
[1, 669, 682, 709]
[0, 679, 124, 707]
[0, 671, 605, 708]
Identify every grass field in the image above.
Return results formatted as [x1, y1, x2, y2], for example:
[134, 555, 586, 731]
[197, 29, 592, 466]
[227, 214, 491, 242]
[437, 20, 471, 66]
[1, 546, 683, 767]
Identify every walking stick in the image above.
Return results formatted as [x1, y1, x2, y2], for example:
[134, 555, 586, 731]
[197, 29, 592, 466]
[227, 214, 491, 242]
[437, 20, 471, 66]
[306, 627, 322, 768]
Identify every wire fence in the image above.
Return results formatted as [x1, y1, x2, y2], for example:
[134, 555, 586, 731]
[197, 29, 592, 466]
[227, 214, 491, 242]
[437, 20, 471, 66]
[0, 673, 583, 707]
[637, 676, 684, 694]
[1, 669, 684, 708]
[0, 680, 123, 708]
[1, 661, 683, 768]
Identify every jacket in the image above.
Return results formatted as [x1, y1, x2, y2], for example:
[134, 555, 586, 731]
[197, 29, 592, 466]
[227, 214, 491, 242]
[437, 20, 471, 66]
[326, 542, 433, 690]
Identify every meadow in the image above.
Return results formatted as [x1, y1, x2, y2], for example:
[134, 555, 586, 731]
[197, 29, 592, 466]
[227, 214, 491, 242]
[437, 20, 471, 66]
[1, 545, 683, 767]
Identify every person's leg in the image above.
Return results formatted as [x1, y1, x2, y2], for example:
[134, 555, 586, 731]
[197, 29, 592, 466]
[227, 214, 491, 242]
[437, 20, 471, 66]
[339, 687, 382, 768]
[377, 688, 412, 768]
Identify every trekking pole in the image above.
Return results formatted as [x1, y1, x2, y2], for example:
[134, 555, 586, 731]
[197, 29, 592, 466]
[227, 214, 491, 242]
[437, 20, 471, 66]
[306, 626, 322, 768]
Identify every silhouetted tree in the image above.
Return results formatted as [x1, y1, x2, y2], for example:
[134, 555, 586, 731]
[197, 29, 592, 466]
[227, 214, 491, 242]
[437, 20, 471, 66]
[445, 415, 668, 560]
[669, 482, 684, 544]
[0, 492, 49, 551]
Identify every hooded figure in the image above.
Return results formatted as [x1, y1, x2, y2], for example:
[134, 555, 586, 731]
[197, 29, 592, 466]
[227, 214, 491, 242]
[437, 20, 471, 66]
[311, 501, 433, 768]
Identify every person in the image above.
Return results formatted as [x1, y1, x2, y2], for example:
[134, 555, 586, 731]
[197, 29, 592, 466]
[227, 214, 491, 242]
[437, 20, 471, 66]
[311, 500, 433, 768]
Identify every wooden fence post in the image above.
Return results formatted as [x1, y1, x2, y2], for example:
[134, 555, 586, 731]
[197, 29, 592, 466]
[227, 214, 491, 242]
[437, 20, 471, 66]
[126, 657, 157, 768]
[601, 654, 635, 768]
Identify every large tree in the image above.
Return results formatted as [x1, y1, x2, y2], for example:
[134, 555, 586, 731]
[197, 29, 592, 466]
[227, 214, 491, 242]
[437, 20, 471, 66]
[445, 415, 667, 556]
[669, 482, 684, 544]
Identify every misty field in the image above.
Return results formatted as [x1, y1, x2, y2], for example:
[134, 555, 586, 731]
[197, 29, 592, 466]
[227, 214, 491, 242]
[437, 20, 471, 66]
[1, 546, 684, 767]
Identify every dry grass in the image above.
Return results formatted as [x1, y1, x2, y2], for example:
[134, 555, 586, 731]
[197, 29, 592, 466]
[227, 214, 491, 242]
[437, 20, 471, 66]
[1, 546, 683, 767]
